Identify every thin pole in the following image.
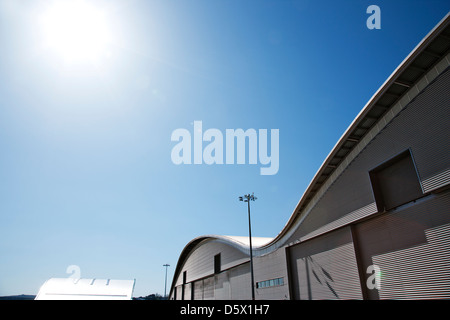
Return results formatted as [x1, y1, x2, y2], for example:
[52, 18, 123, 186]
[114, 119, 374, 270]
[247, 197, 255, 300]
[163, 264, 170, 299]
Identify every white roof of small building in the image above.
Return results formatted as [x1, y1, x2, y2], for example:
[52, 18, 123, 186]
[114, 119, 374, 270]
[35, 278, 135, 300]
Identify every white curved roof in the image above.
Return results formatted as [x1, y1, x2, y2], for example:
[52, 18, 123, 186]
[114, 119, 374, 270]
[35, 278, 135, 300]
[221, 235, 274, 248]
[200, 235, 274, 250]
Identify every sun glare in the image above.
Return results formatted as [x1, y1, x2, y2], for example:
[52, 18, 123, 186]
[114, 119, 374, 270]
[39, 0, 112, 63]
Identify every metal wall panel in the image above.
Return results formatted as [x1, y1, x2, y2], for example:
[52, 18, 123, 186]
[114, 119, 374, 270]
[214, 272, 231, 300]
[287, 227, 363, 300]
[187, 264, 251, 300]
[183, 282, 192, 300]
[203, 277, 215, 300]
[410, 69, 450, 182]
[229, 263, 251, 300]
[254, 247, 290, 300]
[354, 191, 450, 299]
[422, 168, 450, 193]
[175, 285, 182, 300]
[374, 223, 450, 299]
[193, 279, 203, 300]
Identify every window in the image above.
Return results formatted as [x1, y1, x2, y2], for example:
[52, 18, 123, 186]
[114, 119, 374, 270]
[256, 277, 284, 289]
[369, 150, 423, 211]
[214, 253, 221, 274]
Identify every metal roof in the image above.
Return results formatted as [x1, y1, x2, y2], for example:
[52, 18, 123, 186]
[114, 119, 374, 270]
[35, 278, 136, 300]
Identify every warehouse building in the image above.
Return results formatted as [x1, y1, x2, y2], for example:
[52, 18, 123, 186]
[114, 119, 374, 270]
[169, 13, 450, 300]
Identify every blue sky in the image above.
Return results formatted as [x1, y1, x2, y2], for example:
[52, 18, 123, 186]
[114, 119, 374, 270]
[0, 0, 448, 297]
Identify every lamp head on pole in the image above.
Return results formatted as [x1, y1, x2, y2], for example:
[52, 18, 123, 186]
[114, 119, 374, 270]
[239, 193, 257, 202]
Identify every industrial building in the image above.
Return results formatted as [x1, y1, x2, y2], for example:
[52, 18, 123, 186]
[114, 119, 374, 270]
[169, 13, 450, 300]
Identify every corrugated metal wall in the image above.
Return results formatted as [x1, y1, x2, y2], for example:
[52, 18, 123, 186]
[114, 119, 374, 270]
[254, 248, 290, 300]
[288, 227, 363, 299]
[187, 262, 251, 300]
[354, 191, 450, 299]
[374, 223, 450, 299]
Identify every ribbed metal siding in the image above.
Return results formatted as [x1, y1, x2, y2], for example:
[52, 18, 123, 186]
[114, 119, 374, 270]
[229, 263, 251, 300]
[422, 168, 450, 193]
[203, 277, 214, 300]
[190, 265, 251, 300]
[411, 68, 450, 183]
[175, 285, 182, 300]
[184, 282, 192, 300]
[373, 223, 450, 299]
[193, 279, 203, 300]
[354, 191, 450, 299]
[214, 272, 230, 300]
[288, 227, 363, 300]
[299, 202, 377, 242]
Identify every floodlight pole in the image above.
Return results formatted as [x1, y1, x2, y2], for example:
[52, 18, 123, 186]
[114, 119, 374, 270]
[239, 193, 257, 300]
[163, 264, 170, 299]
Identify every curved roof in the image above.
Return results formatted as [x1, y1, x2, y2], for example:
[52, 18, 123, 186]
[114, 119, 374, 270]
[174, 235, 273, 267]
[35, 278, 135, 300]
[170, 12, 450, 296]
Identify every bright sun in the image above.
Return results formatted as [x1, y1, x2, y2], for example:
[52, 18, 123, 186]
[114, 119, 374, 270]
[39, 0, 112, 63]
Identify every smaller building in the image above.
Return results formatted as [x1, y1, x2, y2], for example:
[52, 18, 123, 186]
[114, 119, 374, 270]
[35, 278, 135, 300]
